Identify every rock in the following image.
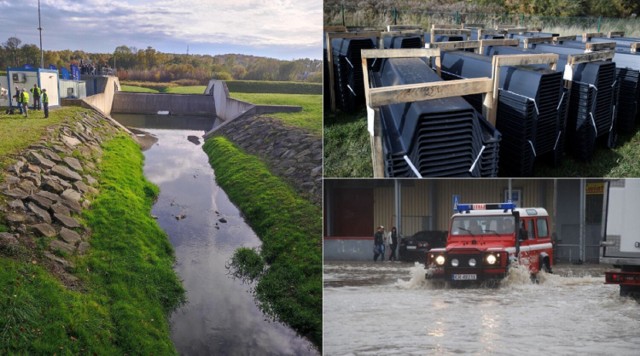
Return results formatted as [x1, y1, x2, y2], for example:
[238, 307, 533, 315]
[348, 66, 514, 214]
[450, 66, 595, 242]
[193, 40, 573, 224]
[27, 151, 56, 169]
[28, 194, 54, 210]
[4, 187, 28, 200]
[311, 165, 322, 177]
[219, 217, 228, 223]
[26, 163, 42, 174]
[61, 134, 81, 147]
[21, 172, 41, 187]
[61, 199, 82, 213]
[41, 177, 64, 193]
[61, 189, 82, 203]
[63, 157, 83, 172]
[9, 160, 25, 174]
[77, 241, 90, 255]
[5, 212, 27, 224]
[74, 181, 89, 194]
[3, 174, 21, 185]
[0, 232, 19, 246]
[44, 251, 75, 269]
[32, 223, 57, 237]
[59, 227, 82, 244]
[85, 175, 98, 186]
[8, 199, 25, 211]
[41, 148, 62, 162]
[51, 165, 82, 181]
[175, 214, 186, 220]
[50, 239, 76, 254]
[52, 144, 71, 155]
[27, 202, 52, 223]
[54, 213, 81, 228]
[18, 180, 38, 194]
[36, 190, 60, 202]
[187, 135, 201, 145]
[50, 202, 71, 216]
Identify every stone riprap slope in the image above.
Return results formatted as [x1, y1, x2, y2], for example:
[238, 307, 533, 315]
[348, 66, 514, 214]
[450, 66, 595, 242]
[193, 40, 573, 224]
[214, 115, 322, 206]
[0, 110, 122, 287]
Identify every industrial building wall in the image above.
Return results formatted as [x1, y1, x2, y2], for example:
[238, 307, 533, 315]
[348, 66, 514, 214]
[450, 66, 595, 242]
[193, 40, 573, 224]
[0, 76, 8, 106]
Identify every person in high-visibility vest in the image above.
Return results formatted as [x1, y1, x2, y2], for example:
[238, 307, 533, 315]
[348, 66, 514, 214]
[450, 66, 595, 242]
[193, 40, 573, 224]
[20, 88, 29, 117]
[42, 88, 49, 118]
[14, 87, 23, 114]
[30, 84, 42, 110]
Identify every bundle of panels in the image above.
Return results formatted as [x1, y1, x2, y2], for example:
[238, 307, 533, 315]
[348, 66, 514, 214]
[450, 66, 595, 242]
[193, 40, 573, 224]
[439, 51, 566, 176]
[369, 57, 501, 177]
[330, 37, 377, 112]
[569, 37, 640, 132]
[383, 35, 422, 49]
[487, 45, 618, 161]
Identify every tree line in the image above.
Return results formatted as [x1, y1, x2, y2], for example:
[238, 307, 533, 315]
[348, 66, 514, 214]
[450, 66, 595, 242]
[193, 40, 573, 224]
[325, 0, 640, 18]
[0, 37, 321, 84]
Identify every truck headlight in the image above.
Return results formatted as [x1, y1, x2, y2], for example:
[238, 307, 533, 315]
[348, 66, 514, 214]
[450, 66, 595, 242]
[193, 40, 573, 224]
[468, 258, 477, 267]
[486, 254, 497, 265]
[435, 255, 445, 266]
[451, 258, 459, 267]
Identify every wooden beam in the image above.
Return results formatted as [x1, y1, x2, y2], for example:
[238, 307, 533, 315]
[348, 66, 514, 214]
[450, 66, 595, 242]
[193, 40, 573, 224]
[431, 24, 463, 29]
[523, 36, 554, 48]
[553, 35, 577, 43]
[369, 107, 385, 178]
[608, 31, 625, 38]
[492, 53, 559, 69]
[582, 32, 605, 42]
[585, 42, 617, 52]
[361, 48, 441, 60]
[367, 78, 493, 107]
[567, 50, 615, 65]
[430, 28, 471, 43]
[463, 23, 485, 29]
[428, 40, 480, 51]
[324, 25, 347, 33]
[478, 39, 518, 54]
[387, 25, 422, 32]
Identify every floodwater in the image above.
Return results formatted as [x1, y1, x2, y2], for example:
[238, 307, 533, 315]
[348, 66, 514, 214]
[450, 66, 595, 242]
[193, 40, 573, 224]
[112, 114, 317, 355]
[324, 261, 639, 355]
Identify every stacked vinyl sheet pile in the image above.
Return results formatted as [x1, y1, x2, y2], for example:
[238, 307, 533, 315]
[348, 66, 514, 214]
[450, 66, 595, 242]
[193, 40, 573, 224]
[439, 51, 566, 176]
[383, 35, 423, 49]
[488, 45, 618, 161]
[330, 37, 377, 112]
[563, 38, 640, 132]
[369, 57, 501, 177]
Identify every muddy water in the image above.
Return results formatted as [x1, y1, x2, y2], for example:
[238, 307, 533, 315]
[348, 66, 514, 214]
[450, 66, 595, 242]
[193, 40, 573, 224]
[324, 261, 639, 355]
[112, 114, 317, 355]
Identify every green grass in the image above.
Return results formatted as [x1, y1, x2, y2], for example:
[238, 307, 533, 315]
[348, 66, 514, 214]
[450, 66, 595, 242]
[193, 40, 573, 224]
[0, 122, 184, 353]
[534, 129, 640, 177]
[119, 85, 160, 93]
[225, 80, 322, 95]
[229, 93, 322, 135]
[203, 136, 322, 351]
[0, 107, 70, 168]
[164, 86, 207, 94]
[324, 110, 372, 177]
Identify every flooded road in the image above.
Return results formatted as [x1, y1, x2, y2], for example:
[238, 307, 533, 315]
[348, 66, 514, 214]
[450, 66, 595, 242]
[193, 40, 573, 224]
[324, 261, 639, 355]
[113, 114, 317, 355]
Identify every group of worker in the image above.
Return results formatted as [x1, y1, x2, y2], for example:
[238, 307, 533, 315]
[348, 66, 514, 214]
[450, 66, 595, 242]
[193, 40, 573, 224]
[12, 84, 49, 118]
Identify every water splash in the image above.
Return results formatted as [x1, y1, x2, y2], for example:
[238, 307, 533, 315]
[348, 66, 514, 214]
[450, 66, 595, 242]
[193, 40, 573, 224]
[396, 262, 429, 289]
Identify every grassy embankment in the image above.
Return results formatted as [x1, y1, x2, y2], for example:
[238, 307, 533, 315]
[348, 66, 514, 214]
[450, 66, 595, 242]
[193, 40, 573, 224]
[0, 108, 184, 353]
[203, 137, 322, 350]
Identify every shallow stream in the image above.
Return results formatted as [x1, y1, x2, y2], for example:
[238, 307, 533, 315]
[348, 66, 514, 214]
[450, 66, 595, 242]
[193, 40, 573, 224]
[112, 114, 317, 355]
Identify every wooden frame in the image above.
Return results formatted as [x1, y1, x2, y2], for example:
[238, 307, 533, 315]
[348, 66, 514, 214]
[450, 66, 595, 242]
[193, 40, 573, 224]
[553, 35, 577, 43]
[522, 36, 555, 48]
[428, 39, 518, 54]
[631, 42, 640, 53]
[608, 31, 625, 38]
[585, 42, 617, 52]
[325, 30, 381, 113]
[360, 48, 558, 177]
[429, 28, 472, 44]
[582, 32, 605, 42]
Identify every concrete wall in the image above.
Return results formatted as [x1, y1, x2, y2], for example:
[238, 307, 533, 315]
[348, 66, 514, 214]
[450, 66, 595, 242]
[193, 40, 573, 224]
[206, 80, 255, 121]
[111, 92, 215, 116]
[324, 239, 375, 261]
[82, 76, 120, 115]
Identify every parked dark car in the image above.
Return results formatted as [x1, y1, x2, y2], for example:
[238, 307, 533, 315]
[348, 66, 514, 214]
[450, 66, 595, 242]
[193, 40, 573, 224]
[399, 230, 447, 264]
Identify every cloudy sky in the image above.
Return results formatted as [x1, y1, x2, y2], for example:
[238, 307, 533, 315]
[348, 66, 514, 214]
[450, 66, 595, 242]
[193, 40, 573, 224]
[0, 0, 322, 59]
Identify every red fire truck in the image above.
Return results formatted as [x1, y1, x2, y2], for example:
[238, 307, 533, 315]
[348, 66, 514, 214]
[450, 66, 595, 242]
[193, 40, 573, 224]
[426, 202, 554, 283]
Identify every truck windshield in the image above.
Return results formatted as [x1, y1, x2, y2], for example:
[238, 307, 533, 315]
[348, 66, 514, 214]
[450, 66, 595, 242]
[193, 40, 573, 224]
[451, 216, 515, 236]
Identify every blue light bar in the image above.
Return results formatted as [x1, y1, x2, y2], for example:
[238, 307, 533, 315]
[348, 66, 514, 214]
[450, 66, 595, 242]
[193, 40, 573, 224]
[456, 202, 516, 213]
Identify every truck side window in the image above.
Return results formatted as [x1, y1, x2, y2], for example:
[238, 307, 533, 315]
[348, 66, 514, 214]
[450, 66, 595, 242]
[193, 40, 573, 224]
[527, 220, 535, 239]
[537, 218, 549, 238]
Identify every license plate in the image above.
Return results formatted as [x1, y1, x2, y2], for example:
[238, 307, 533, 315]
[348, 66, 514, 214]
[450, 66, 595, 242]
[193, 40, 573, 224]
[407, 246, 417, 250]
[452, 274, 477, 281]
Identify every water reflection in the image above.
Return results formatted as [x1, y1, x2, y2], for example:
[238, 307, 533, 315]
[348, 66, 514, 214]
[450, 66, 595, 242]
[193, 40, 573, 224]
[112, 114, 317, 355]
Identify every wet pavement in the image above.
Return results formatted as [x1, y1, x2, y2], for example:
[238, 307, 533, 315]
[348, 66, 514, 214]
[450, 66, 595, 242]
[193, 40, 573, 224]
[323, 260, 639, 355]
